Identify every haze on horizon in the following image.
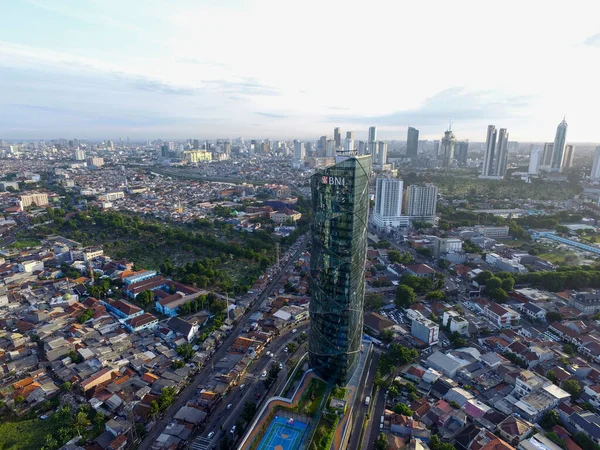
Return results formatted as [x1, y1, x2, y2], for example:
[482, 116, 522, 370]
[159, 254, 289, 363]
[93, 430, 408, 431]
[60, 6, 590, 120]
[1, 0, 600, 142]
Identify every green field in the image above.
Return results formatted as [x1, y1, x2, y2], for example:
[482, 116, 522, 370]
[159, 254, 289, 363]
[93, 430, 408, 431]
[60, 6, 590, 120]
[0, 417, 66, 450]
[8, 239, 41, 249]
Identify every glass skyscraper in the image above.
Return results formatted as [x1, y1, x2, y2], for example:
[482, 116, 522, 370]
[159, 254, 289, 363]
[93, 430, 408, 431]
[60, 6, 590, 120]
[308, 154, 371, 384]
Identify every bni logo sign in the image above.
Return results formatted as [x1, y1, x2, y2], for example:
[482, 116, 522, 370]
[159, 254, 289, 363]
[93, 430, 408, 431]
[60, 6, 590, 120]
[321, 176, 345, 186]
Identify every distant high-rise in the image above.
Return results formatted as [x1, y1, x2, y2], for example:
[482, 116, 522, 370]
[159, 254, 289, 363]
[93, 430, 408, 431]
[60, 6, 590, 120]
[551, 118, 568, 172]
[334, 127, 341, 148]
[495, 128, 509, 177]
[455, 141, 469, 165]
[73, 149, 86, 161]
[373, 177, 403, 229]
[293, 140, 305, 161]
[406, 127, 419, 158]
[440, 130, 456, 168]
[591, 146, 600, 181]
[325, 140, 335, 158]
[346, 131, 355, 140]
[368, 126, 377, 143]
[433, 140, 440, 158]
[406, 184, 438, 218]
[481, 125, 497, 177]
[541, 143, 554, 169]
[377, 141, 388, 166]
[319, 136, 327, 155]
[563, 145, 575, 169]
[345, 137, 354, 152]
[224, 141, 232, 156]
[528, 148, 542, 175]
[358, 141, 367, 156]
[309, 154, 372, 384]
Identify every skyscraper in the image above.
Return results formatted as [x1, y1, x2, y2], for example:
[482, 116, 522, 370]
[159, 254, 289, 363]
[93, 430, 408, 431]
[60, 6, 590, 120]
[440, 130, 456, 168]
[309, 154, 371, 384]
[563, 145, 575, 169]
[293, 140, 305, 161]
[358, 141, 367, 156]
[325, 140, 335, 158]
[551, 118, 568, 172]
[377, 141, 388, 166]
[345, 137, 354, 152]
[373, 177, 403, 229]
[591, 146, 600, 181]
[433, 140, 440, 158]
[495, 128, 509, 177]
[481, 125, 497, 177]
[319, 136, 327, 155]
[334, 127, 341, 148]
[406, 127, 419, 158]
[368, 126, 377, 143]
[528, 148, 542, 175]
[455, 141, 469, 165]
[541, 143, 554, 169]
[406, 184, 438, 219]
[346, 131, 355, 140]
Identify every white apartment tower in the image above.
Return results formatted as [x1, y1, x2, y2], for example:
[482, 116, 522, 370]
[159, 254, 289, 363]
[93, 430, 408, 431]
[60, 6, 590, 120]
[377, 141, 388, 166]
[406, 184, 438, 218]
[293, 140, 305, 161]
[528, 148, 542, 175]
[373, 177, 403, 229]
[591, 146, 600, 181]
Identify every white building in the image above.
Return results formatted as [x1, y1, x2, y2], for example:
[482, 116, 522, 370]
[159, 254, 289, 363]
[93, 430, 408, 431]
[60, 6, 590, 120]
[528, 147, 542, 175]
[473, 226, 510, 238]
[591, 146, 600, 181]
[17, 260, 44, 273]
[73, 149, 86, 161]
[293, 140, 305, 161]
[442, 310, 469, 335]
[98, 191, 124, 202]
[411, 316, 439, 346]
[377, 141, 388, 166]
[372, 177, 404, 229]
[406, 184, 438, 220]
[20, 192, 49, 208]
[432, 237, 462, 257]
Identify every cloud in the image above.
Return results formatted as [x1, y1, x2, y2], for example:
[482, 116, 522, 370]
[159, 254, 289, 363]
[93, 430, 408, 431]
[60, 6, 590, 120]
[255, 112, 288, 119]
[328, 87, 533, 126]
[205, 78, 279, 96]
[128, 78, 198, 96]
[584, 33, 600, 47]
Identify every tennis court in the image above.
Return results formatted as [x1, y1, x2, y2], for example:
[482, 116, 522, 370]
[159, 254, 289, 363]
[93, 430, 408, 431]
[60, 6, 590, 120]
[256, 416, 308, 450]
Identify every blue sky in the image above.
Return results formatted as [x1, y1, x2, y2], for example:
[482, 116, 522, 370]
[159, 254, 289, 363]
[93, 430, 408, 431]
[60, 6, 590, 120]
[1, 0, 600, 141]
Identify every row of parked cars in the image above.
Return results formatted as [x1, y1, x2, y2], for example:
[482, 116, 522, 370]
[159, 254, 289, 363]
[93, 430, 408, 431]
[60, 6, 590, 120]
[378, 308, 408, 325]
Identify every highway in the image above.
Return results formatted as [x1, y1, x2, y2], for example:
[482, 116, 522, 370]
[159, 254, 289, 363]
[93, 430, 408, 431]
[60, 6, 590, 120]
[138, 237, 308, 449]
[346, 350, 379, 450]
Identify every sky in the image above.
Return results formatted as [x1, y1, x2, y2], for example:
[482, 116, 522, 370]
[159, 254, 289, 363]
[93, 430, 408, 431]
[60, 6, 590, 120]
[1, 0, 600, 142]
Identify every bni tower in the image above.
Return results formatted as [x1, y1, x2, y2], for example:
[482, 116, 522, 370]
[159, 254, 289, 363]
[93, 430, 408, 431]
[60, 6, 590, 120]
[309, 152, 371, 384]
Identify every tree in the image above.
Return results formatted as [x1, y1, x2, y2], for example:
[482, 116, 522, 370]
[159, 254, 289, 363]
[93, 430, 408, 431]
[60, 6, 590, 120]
[395, 285, 416, 309]
[364, 293, 384, 310]
[14, 395, 25, 405]
[488, 288, 508, 303]
[60, 382, 72, 392]
[547, 370, 557, 383]
[540, 410, 560, 430]
[171, 360, 185, 369]
[73, 411, 91, 436]
[240, 401, 257, 423]
[484, 276, 503, 291]
[563, 343, 577, 356]
[501, 276, 515, 291]
[380, 329, 394, 343]
[149, 400, 160, 417]
[375, 433, 388, 450]
[562, 379, 581, 399]
[392, 403, 413, 416]
[137, 290, 154, 307]
[425, 290, 445, 301]
[546, 311, 564, 323]
[430, 434, 457, 450]
[176, 343, 195, 362]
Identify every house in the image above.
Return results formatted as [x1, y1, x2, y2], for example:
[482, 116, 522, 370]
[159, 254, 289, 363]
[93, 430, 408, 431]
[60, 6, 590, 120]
[270, 207, 302, 224]
[497, 415, 534, 445]
[584, 385, 600, 409]
[167, 316, 201, 341]
[426, 351, 464, 378]
[567, 412, 600, 444]
[475, 299, 521, 328]
[405, 264, 436, 278]
[519, 434, 562, 450]
[519, 303, 546, 321]
[81, 368, 115, 392]
[363, 312, 395, 335]
[102, 298, 143, 321]
[124, 313, 158, 332]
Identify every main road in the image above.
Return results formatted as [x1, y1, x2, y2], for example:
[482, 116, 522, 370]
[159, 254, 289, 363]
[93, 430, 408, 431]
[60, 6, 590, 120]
[139, 237, 308, 449]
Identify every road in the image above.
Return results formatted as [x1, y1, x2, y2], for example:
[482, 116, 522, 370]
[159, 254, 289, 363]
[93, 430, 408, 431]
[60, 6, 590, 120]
[346, 350, 379, 450]
[139, 238, 308, 449]
[365, 374, 387, 450]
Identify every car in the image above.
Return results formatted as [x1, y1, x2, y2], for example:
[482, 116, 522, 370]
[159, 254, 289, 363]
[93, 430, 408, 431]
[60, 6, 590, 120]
[240, 384, 245, 390]
[208, 431, 215, 439]
[261, 371, 267, 378]
[231, 425, 236, 434]
[266, 351, 271, 357]
[255, 392, 262, 400]
[279, 363, 283, 370]
[227, 403, 233, 409]
[284, 347, 289, 353]
[292, 329, 297, 333]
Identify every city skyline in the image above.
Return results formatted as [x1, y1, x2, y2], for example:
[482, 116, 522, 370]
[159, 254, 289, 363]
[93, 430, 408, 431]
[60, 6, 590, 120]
[2, 0, 600, 141]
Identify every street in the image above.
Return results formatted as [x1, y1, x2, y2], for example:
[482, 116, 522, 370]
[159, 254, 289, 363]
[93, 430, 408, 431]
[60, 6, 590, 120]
[138, 238, 308, 449]
[347, 350, 379, 450]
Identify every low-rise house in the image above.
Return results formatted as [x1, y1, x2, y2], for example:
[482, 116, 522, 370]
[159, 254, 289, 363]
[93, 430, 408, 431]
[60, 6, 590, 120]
[497, 415, 534, 445]
[124, 313, 158, 333]
[167, 316, 201, 341]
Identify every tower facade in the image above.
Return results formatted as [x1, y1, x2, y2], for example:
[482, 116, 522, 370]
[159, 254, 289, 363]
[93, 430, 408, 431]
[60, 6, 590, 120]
[334, 127, 341, 148]
[551, 118, 568, 172]
[373, 177, 403, 229]
[591, 146, 600, 181]
[482, 125, 497, 177]
[368, 126, 377, 143]
[440, 130, 456, 168]
[528, 148, 542, 175]
[406, 184, 438, 218]
[309, 154, 371, 384]
[495, 128, 509, 177]
[406, 127, 419, 158]
[563, 145, 575, 169]
[293, 140, 305, 161]
[377, 141, 388, 166]
[455, 141, 469, 165]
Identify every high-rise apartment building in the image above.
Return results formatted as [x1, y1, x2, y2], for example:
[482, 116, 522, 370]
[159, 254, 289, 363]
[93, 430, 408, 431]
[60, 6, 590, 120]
[482, 125, 497, 177]
[334, 127, 341, 148]
[541, 143, 554, 169]
[406, 127, 419, 158]
[326, 140, 335, 158]
[495, 128, 509, 177]
[591, 146, 600, 181]
[87, 157, 105, 167]
[433, 140, 440, 158]
[406, 184, 438, 219]
[346, 131, 354, 140]
[551, 118, 568, 172]
[528, 148, 543, 175]
[368, 126, 377, 143]
[73, 149, 86, 161]
[319, 136, 327, 155]
[309, 154, 371, 384]
[293, 140, 305, 161]
[358, 141, 367, 156]
[377, 141, 388, 166]
[345, 137, 354, 152]
[440, 130, 456, 168]
[563, 145, 575, 169]
[455, 141, 469, 165]
[373, 177, 403, 229]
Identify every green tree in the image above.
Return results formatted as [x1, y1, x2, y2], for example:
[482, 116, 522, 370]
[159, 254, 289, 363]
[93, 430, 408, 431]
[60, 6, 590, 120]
[149, 400, 160, 417]
[137, 290, 154, 307]
[240, 401, 257, 423]
[171, 360, 185, 369]
[176, 343, 195, 362]
[395, 285, 416, 309]
[430, 434, 457, 450]
[392, 403, 413, 416]
[501, 276, 515, 291]
[60, 382, 72, 392]
[73, 411, 91, 436]
[540, 410, 560, 430]
[425, 290, 445, 301]
[380, 329, 394, 343]
[562, 379, 581, 399]
[488, 287, 508, 303]
[546, 311, 564, 323]
[563, 343, 577, 356]
[375, 433, 388, 450]
[364, 293, 384, 310]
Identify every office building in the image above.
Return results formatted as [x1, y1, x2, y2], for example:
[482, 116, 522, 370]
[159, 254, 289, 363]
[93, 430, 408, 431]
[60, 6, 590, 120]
[319, 136, 327, 155]
[495, 128, 509, 177]
[334, 127, 341, 148]
[591, 146, 600, 180]
[224, 141, 231, 156]
[406, 127, 419, 158]
[358, 141, 367, 156]
[345, 137, 354, 153]
[309, 154, 371, 384]
[326, 140, 335, 158]
[73, 149, 86, 161]
[183, 150, 211, 163]
[563, 145, 575, 169]
[293, 140, 305, 161]
[406, 184, 438, 220]
[528, 148, 543, 175]
[20, 192, 49, 208]
[412, 315, 439, 346]
[455, 140, 469, 165]
[541, 143, 554, 170]
[346, 131, 355, 140]
[551, 118, 568, 172]
[433, 140, 440, 158]
[87, 157, 104, 167]
[377, 141, 388, 166]
[368, 126, 377, 142]
[440, 129, 456, 168]
[373, 177, 403, 229]
[482, 125, 497, 177]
